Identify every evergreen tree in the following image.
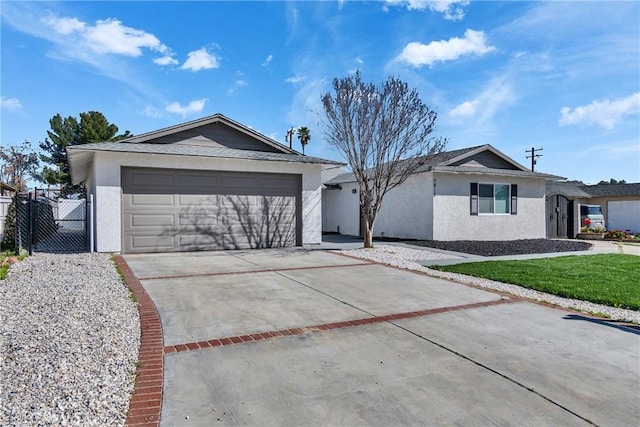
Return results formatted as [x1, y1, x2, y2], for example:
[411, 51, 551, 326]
[39, 111, 131, 195]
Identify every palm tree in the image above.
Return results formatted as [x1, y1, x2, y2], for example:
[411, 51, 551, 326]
[297, 126, 311, 155]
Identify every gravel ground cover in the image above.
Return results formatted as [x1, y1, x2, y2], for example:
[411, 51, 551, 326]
[0, 253, 140, 426]
[389, 238, 593, 256]
[337, 245, 640, 324]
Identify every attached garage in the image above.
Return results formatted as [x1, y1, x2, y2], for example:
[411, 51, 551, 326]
[67, 114, 341, 253]
[122, 167, 302, 253]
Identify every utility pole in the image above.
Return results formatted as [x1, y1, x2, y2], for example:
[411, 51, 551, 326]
[525, 147, 543, 172]
[285, 127, 295, 149]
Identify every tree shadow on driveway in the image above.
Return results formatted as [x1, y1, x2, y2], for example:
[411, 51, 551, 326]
[563, 314, 640, 335]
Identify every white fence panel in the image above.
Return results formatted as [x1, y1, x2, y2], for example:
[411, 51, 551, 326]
[57, 199, 85, 230]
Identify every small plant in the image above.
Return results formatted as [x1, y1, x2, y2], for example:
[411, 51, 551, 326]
[580, 218, 594, 233]
[604, 229, 630, 240]
[110, 255, 137, 303]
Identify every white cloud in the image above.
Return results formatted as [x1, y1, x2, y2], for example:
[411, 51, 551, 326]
[42, 15, 169, 57]
[165, 99, 207, 117]
[385, 0, 469, 20]
[180, 47, 220, 71]
[227, 80, 248, 96]
[1, 97, 23, 111]
[261, 54, 273, 67]
[153, 55, 179, 66]
[449, 99, 480, 118]
[140, 106, 162, 118]
[448, 76, 515, 125]
[43, 15, 85, 34]
[396, 29, 495, 67]
[559, 92, 640, 129]
[286, 76, 305, 84]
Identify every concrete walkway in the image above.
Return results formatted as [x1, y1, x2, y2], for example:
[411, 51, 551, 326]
[121, 248, 639, 427]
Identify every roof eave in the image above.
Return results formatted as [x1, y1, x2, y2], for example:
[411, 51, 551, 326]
[433, 165, 564, 180]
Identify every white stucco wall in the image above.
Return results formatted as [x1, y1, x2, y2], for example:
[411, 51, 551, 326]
[90, 151, 323, 252]
[432, 172, 546, 241]
[372, 173, 433, 240]
[322, 181, 360, 236]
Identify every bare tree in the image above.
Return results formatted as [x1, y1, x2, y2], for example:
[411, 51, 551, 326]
[0, 140, 40, 191]
[321, 71, 446, 248]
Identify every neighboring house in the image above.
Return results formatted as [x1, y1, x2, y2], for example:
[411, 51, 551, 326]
[322, 144, 562, 241]
[0, 182, 17, 197]
[67, 114, 341, 254]
[545, 181, 640, 236]
[579, 183, 640, 234]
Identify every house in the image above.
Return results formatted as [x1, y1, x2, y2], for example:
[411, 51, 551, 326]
[67, 114, 341, 254]
[548, 182, 640, 236]
[322, 144, 563, 241]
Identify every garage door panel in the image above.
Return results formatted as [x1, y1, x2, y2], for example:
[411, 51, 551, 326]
[178, 214, 218, 228]
[129, 235, 176, 250]
[178, 194, 219, 206]
[122, 167, 301, 253]
[130, 194, 175, 206]
[130, 214, 175, 228]
[176, 173, 218, 188]
[126, 170, 176, 188]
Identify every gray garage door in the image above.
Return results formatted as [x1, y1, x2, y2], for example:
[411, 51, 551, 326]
[122, 167, 302, 253]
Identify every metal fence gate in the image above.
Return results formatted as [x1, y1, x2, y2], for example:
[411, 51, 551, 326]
[546, 194, 571, 239]
[10, 191, 90, 253]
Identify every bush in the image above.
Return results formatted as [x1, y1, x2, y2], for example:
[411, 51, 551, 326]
[1, 198, 18, 252]
[604, 229, 630, 240]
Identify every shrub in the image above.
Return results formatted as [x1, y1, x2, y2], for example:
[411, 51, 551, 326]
[604, 229, 630, 240]
[1, 198, 18, 251]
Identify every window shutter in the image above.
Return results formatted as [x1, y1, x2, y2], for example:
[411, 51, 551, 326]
[470, 183, 478, 215]
[511, 184, 518, 215]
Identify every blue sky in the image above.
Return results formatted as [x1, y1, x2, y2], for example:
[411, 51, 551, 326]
[1, 1, 639, 184]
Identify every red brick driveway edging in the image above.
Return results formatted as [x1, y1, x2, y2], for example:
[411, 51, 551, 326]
[114, 255, 164, 427]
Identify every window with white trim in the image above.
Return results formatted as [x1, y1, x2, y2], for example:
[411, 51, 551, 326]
[470, 183, 517, 215]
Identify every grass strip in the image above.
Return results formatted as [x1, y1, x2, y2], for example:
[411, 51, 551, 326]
[432, 254, 640, 310]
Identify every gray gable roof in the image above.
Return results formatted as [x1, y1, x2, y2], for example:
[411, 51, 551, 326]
[67, 113, 342, 185]
[580, 183, 640, 197]
[118, 113, 296, 154]
[324, 144, 561, 184]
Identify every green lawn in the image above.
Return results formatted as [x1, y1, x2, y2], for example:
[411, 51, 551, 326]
[432, 254, 640, 310]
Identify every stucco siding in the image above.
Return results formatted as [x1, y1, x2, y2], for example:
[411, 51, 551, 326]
[432, 173, 546, 241]
[373, 173, 433, 239]
[322, 181, 360, 236]
[90, 151, 322, 252]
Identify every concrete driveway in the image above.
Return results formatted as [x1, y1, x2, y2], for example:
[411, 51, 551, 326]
[123, 248, 639, 427]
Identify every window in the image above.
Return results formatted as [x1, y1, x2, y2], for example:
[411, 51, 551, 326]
[470, 183, 517, 215]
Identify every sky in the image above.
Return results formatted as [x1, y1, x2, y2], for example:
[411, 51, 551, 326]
[1, 0, 639, 185]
